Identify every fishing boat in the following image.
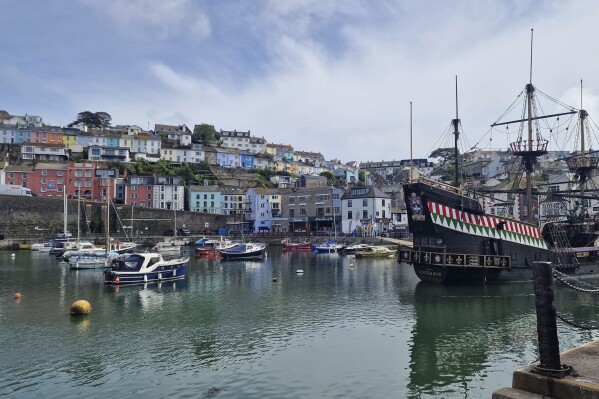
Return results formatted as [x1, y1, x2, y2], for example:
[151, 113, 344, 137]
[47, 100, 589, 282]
[194, 236, 235, 255]
[313, 240, 345, 253]
[219, 242, 266, 260]
[340, 243, 371, 254]
[399, 32, 599, 283]
[354, 246, 397, 258]
[281, 237, 312, 250]
[104, 252, 190, 285]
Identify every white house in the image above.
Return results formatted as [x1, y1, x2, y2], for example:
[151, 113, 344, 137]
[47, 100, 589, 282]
[340, 186, 391, 236]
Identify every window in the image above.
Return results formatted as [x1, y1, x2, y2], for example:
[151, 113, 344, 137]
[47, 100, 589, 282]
[85, 180, 92, 188]
[316, 208, 324, 216]
[300, 207, 306, 215]
[85, 170, 92, 177]
[41, 170, 48, 176]
[75, 170, 83, 177]
[131, 185, 138, 191]
[58, 179, 64, 184]
[325, 207, 331, 214]
[348, 200, 352, 207]
[382, 210, 386, 218]
[57, 170, 64, 177]
[382, 199, 386, 206]
[130, 193, 138, 199]
[289, 197, 295, 203]
[363, 210, 368, 218]
[348, 211, 353, 219]
[21, 173, 27, 179]
[147, 194, 152, 200]
[289, 209, 295, 217]
[41, 178, 47, 184]
[363, 199, 368, 206]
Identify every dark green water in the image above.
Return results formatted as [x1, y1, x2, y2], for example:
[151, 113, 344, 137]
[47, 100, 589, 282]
[1, 249, 597, 398]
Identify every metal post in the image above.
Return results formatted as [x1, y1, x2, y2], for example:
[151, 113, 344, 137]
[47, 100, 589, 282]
[532, 261, 566, 375]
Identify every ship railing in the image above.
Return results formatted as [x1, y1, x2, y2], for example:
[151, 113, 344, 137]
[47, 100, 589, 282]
[509, 139, 549, 154]
[415, 177, 464, 195]
[565, 156, 599, 170]
[398, 248, 510, 269]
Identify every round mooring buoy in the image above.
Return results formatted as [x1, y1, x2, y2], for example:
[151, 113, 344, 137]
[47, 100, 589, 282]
[11, 253, 16, 258]
[13, 292, 21, 300]
[296, 269, 304, 274]
[70, 300, 92, 316]
[272, 277, 278, 282]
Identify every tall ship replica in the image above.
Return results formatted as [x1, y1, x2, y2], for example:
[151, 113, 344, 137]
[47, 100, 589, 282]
[399, 32, 599, 283]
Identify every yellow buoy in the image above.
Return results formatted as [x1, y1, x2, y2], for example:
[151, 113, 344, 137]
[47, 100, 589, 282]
[70, 300, 92, 316]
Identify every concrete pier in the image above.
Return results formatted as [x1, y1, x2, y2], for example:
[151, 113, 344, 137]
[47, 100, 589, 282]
[493, 340, 599, 399]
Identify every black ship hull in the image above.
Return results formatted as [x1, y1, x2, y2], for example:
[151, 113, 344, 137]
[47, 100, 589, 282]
[400, 180, 599, 284]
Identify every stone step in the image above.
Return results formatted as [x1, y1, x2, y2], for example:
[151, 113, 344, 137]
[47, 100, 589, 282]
[492, 387, 549, 399]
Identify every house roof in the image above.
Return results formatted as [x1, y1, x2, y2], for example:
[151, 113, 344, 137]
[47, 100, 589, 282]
[189, 185, 221, 192]
[341, 186, 390, 199]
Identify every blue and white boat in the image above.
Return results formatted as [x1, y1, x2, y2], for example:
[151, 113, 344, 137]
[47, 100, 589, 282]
[104, 252, 190, 285]
[219, 242, 266, 260]
[313, 240, 345, 253]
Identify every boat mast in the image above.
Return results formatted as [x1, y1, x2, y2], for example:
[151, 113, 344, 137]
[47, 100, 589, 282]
[452, 76, 460, 188]
[63, 185, 68, 237]
[579, 80, 587, 212]
[410, 101, 413, 181]
[105, 185, 110, 255]
[77, 195, 80, 243]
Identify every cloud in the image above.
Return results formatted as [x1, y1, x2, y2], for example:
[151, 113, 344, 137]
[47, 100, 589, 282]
[80, 0, 211, 40]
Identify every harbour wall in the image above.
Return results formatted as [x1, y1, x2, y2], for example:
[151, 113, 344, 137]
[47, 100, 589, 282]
[0, 194, 228, 240]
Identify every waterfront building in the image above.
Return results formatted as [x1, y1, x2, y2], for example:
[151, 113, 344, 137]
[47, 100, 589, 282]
[340, 186, 391, 236]
[221, 187, 248, 216]
[117, 175, 155, 207]
[245, 187, 290, 233]
[280, 186, 342, 234]
[153, 175, 185, 210]
[189, 185, 222, 214]
[3, 161, 118, 201]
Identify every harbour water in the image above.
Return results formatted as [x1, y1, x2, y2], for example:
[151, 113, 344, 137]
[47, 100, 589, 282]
[1, 249, 598, 398]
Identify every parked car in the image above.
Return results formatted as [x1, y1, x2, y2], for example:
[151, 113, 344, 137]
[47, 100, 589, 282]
[177, 228, 191, 236]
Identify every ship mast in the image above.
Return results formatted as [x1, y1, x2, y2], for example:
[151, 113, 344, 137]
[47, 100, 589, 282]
[452, 76, 460, 187]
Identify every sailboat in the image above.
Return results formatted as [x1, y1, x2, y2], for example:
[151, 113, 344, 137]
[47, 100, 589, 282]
[152, 205, 185, 254]
[313, 211, 344, 253]
[398, 31, 599, 284]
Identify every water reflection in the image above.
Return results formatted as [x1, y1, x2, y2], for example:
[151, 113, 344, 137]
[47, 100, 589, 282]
[407, 282, 537, 398]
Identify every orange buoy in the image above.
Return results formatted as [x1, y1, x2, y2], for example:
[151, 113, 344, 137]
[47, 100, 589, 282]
[13, 292, 21, 300]
[70, 300, 92, 316]
[115, 277, 120, 284]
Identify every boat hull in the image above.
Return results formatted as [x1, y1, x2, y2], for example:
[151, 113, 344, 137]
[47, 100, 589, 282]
[282, 243, 312, 250]
[220, 249, 265, 260]
[400, 180, 572, 284]
[105, 263, 188, 285]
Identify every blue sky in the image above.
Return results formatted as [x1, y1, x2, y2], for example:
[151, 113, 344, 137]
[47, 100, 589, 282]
[2, 0, 599, 163]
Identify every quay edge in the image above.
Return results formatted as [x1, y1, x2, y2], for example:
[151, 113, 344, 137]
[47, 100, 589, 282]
[492, 339, 599, 399]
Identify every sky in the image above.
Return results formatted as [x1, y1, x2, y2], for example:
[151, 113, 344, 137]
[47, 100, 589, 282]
[2, 0, 599, 164]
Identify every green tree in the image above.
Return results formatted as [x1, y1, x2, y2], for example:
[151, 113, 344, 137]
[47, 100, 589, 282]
[358, 170, 366, 182]
[193, 124, 219, 145]
[429, 147, 457, 167]
[69, 111, 112, 129]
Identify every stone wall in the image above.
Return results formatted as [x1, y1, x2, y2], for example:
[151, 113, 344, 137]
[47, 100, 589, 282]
[0, 194, 228, 238]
